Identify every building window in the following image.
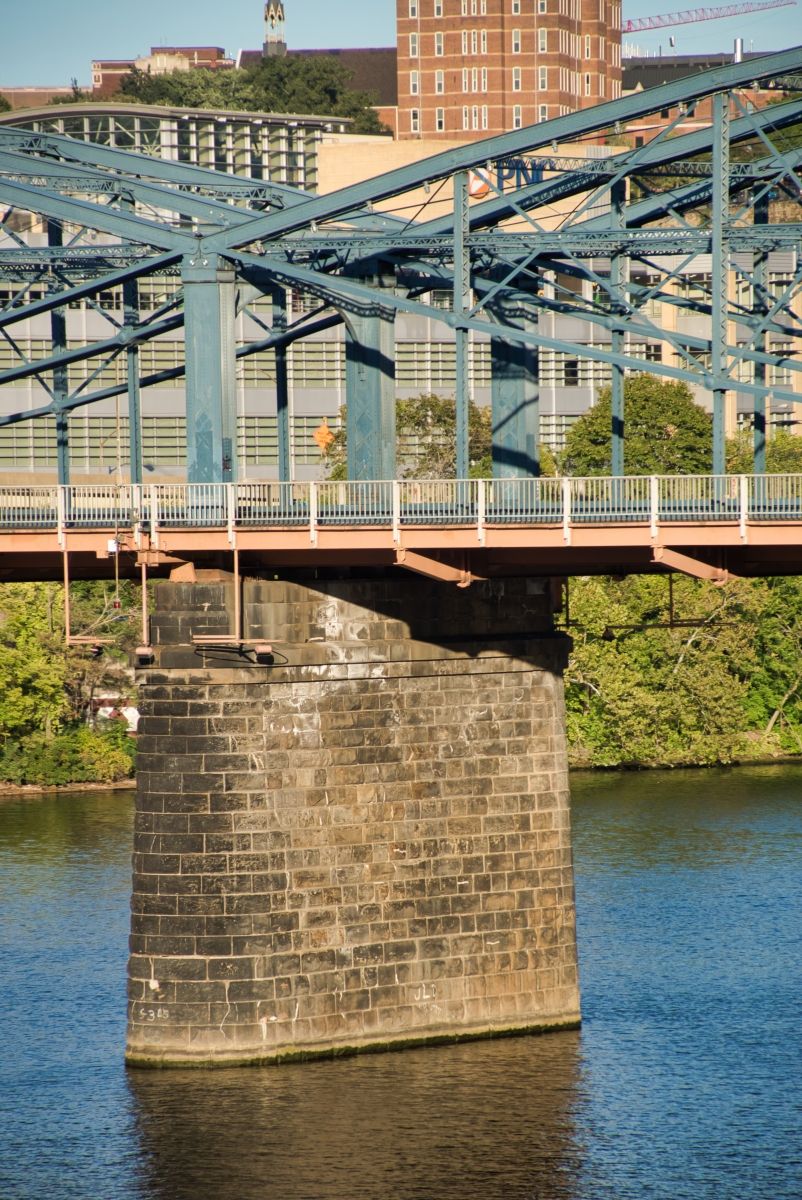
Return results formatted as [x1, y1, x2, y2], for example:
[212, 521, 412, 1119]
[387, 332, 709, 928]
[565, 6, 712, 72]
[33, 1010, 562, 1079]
[481, 105, 488, 129]
[539, 103, 548, 120]
[472, 104, 479, 129]
[435, 31, 444, 55]
[481, 66, 488, 91]
[481, 29, 487, 52]
[410, 33, 419, 56]
[462, 67, 469, 91]
[435, 0, 443, 12]
[462, 30, 468, 53]
[584, 72, 591, 96]
[512, 66, 522, 90]
[538, 0, 547, 10]
[410, 70, 419, 95]
[472, 66, 478, 90]
[539, 27, 547, 52]
[471, 30, 478, 53]
[461, 0, 467, 12]
[436, 69, 445, 93]
[512, 28, 521, 52]
[436, 107, 445, 131]
[512, 0, 521, 10]
[513, 104, 522, 128]
[411, 108, 420, 134]
[471, 0, 477, 11]
[481, 0, 487, 11]
[409, 0, 417, 14]
[585, 34, 591, 59]
[539, 66, 548, 90]
[463, 106, 470, 129]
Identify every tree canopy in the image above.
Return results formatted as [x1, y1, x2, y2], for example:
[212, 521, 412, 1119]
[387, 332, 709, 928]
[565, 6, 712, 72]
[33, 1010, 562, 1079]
[561, 373, 713, 476]
[325, 394, 493, 480]
[116, 56, 389, 134]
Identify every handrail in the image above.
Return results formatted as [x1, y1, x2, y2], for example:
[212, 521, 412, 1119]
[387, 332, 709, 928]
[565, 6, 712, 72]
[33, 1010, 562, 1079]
[2, 474, 802, 532]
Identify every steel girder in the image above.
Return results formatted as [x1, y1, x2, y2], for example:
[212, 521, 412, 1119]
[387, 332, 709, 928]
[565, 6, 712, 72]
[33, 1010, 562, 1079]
[0, 46, 801, 481]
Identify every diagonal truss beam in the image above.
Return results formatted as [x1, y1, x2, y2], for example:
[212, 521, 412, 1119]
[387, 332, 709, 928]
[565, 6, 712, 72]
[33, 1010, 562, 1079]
[202, 45, 802, 251]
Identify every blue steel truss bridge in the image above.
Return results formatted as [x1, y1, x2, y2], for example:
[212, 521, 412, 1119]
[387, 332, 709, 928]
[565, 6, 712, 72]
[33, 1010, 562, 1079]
[1, 46, 802, 594]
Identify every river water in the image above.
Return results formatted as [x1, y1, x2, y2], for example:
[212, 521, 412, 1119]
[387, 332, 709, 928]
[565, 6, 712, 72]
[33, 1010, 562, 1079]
[0, 766, 799, 1200]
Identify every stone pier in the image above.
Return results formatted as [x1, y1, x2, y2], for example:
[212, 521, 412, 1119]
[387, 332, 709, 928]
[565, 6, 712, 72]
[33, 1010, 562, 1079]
[126, 575, 580, 1066]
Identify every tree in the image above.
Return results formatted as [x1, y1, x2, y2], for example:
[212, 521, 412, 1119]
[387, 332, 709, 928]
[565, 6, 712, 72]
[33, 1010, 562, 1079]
[324, 394, 492, 481]
[0, 94, 11, 113]
[560, 373, 713, 476]
[726, 428, 802, 474]
[117, 56, 389, 134]
[0, 584, 69, 741]
[563, 571, 802, 767]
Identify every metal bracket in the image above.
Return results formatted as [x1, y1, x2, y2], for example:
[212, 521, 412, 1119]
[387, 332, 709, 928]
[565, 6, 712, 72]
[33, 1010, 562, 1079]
[652, 545, 736, 584]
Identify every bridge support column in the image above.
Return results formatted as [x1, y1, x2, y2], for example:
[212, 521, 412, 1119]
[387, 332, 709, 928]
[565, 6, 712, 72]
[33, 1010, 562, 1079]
[182, 252, 238, 483]
[490, 293, 540, 478]
[344, 273, 397, 481]
[126, 575, 579, 1067]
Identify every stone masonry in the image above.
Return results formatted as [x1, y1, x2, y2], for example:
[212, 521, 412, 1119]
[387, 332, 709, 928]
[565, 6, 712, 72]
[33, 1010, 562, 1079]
[126, 575, 580, 1065]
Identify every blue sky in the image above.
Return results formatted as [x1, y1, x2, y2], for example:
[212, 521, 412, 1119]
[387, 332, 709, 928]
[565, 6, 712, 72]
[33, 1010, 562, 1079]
[0, 0, 796, 88]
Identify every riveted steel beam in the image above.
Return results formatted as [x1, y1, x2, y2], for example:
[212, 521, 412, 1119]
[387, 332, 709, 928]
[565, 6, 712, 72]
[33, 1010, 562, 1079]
[205, 46, 802, 251]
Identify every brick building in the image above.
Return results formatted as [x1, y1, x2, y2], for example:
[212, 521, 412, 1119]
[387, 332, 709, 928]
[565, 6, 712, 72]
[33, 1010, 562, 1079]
[91, 48, 233, 99]
[395, 0, 622, 141]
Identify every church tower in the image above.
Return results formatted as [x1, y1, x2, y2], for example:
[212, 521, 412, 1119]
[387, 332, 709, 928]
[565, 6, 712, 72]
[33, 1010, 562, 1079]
[263, 1, 287, 57]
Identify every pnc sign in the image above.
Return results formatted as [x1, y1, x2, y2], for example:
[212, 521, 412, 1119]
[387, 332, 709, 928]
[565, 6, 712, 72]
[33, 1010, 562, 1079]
[468, 156, 549, 199]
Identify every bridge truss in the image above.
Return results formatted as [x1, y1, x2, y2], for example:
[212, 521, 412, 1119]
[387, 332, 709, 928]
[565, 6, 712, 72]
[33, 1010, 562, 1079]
[1, 46, 802, 491]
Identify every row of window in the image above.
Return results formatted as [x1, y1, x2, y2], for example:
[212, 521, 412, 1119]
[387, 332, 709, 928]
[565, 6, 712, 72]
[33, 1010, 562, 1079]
[4, 333, 798, 391]
[7, 115, 324, 189]
[408, 66, 604, 107]
[408, 0, 551, 14]
[0, 415, 339, 471]
[409, 0, 617, 19]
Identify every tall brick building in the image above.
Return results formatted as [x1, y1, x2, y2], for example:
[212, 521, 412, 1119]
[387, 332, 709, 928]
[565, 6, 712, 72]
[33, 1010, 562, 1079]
[396, 0, 622, 140]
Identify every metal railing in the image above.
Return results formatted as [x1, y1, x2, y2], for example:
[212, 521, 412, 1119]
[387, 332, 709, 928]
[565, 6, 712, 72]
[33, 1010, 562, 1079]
[2, 475, 802, 537]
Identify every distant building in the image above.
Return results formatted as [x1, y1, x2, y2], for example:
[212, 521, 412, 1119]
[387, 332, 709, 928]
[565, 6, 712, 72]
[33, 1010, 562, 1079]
[622, 53, 784, 144]
[395, 0, 622, 142]
[91, 47, 234, 99]
[0, 87, 78, 110]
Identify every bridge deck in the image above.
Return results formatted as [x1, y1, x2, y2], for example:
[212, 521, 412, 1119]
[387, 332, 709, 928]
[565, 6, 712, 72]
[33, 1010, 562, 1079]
[1, 476, 802, 580]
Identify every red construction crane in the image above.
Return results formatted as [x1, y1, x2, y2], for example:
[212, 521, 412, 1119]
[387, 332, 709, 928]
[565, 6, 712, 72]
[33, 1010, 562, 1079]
[623, 0, 795, 34]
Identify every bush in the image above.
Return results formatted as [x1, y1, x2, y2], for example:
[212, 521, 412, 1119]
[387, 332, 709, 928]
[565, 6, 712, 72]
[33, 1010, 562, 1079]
[0, 722, 135, 787]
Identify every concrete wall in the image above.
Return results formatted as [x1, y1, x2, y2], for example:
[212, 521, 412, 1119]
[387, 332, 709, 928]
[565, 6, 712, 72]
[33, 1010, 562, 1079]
[126, 574, 579, 1066]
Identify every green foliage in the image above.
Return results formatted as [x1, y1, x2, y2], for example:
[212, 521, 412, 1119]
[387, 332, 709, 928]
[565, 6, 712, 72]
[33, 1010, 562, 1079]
[0, 723, 135, 787]
[49, 80, 92, 105]
[0, 580, 139, 786]
[565, 573, 802, 767]
[0, 94, 11, 113]
[326, 393, 558, 481]
[561, 373, 713, 476]
[726, 428, 802, 474]
[0, 584, 69, 740]
[117, 57, 389, 134]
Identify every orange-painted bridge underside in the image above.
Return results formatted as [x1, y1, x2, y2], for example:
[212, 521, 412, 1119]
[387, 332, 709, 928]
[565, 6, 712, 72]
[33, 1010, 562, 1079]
[3, 520, 802, 583]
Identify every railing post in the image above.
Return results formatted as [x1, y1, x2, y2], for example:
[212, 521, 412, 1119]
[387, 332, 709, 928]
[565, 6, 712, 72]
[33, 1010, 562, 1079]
[562, 476, 571, 543]
[149, 484, 159, 550]
[392, 479, 401, 545]
[56, 485, 66, 550]
[477, 478, 486, 546]
[226, 482, 236, 546]
[650, 476, 659, 540]
[131, 484, 143, 550]
[740, 473, 749, 541]
[309, 480, 318, 546]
